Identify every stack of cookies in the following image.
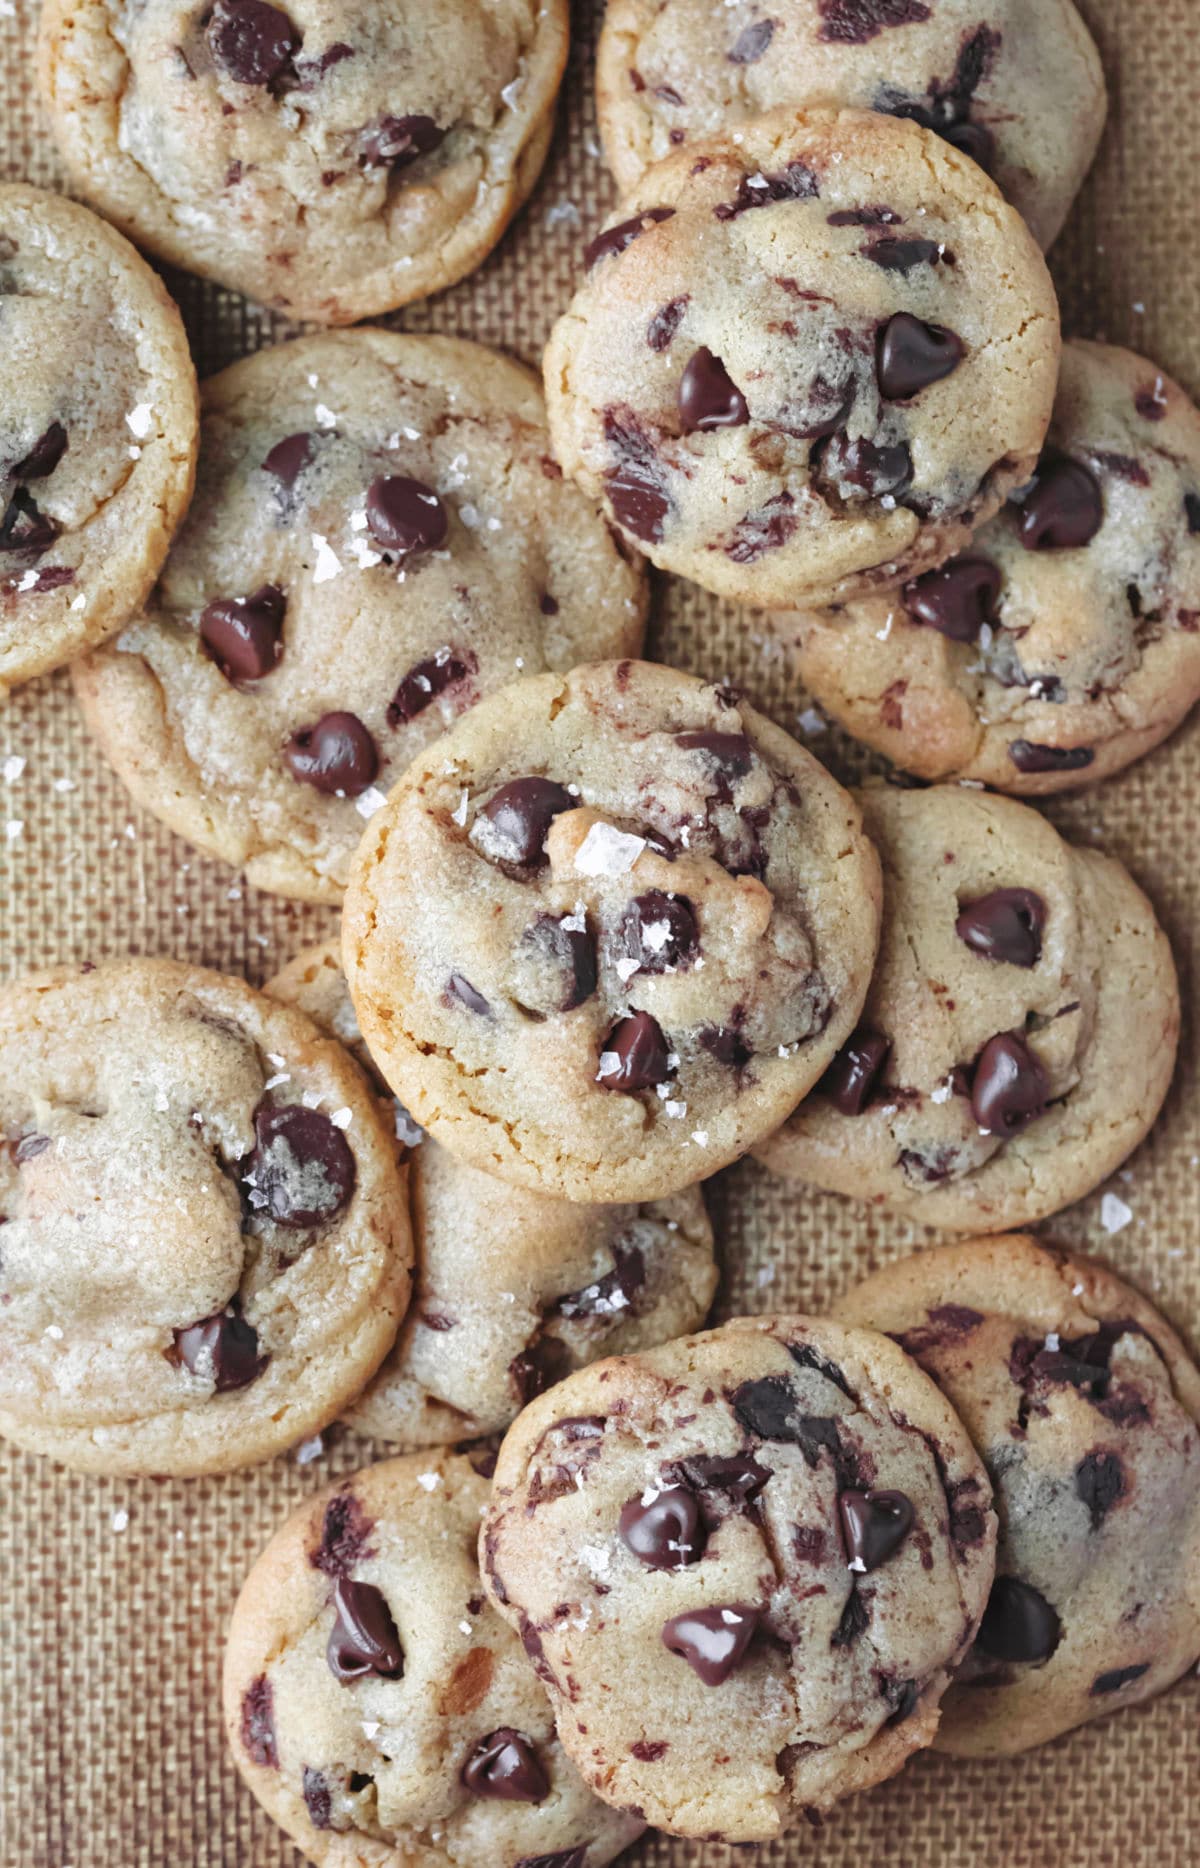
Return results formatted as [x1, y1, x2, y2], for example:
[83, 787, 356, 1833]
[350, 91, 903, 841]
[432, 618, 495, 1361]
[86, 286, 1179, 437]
[2, 0, 1199, 1861]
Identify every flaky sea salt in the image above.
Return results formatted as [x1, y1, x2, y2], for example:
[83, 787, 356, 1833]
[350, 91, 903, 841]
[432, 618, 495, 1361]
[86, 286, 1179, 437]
[355, 786, 388, 820]
[416, 1471, 441, 1491]
[330, 1107, 353, 1130]
[1100, 1191, 1133, 1234]
[3, 756, 25, 783]
[575, 822, 645, 877]
[126, 404, 154, 438]
[295, 1434, 325, 1464]
[312, 534, 341, 583]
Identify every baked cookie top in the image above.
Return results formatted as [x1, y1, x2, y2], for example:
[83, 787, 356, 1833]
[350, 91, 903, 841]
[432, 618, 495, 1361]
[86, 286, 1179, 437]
[0, 183, 197, 693]
[0, 958, 411, 1476]
[224, 1451, 644, 1867]
[839, 1235, 1200, 1755]
[756, 784, 1179, 1231]
[792, 341, 1200, 792]
[546, 107, 1059, 609]
[73, 333, 646, 904]
[342, 660, 882, 1202]
[481, 1315, 996, 1840]
[597, 0, 1105, 249]
[38, 0, 568, 322]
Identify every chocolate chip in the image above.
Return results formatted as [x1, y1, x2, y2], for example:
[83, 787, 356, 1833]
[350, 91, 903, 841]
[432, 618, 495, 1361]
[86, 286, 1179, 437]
[675, 728, 753, 785]
[327, 1577, 404, 1682]
[387, 647, 477, 725]
[359, 113, 444, 169]
[1090, 1663, 1149, 1696]
[730, 1374, 799, 1441]
[838, 1489, 914, 1571]
[173, 1308, 264, 1391]
[477, 776, 575, 867]
[444, 973, 492, 1017]
[971, 1031, 1049, 1135]
[618, 890, 698, 974]
[882, 1676, 919, 1723]
[200, 584, 285, 682]
[0, 488, 59, 553]
[701, 1023, 753, 1071]
[245, 1102, 356, 1228]
[1014, 455, 1103, 550]
[13, 421, 67, 480]
[240, 1674, 278, 1766]
[902, 555, 1001, 641]
[647, 296, 689, 351]
[818, 1030, 889, 1115]
[366, 476, 447, 555]
[661, 1605, 760, 1684]
[976, 1577, 1060, 1663]
[955, 889, 1046, 967]
[715, 161, 819, 220]
[788, 1342, 855, 1397]
[1007, 740, 1095, 775]
[523, 914, 597, 1010]
[831, 1588, 871, 1648]
[461, 1729, 549, 1803]
[603, 405, 671, 542]
[312, 1491, 375, 1576]
[554, 1242, 645, 1319]
[867, 237, 949, 275]
[828, 206, 901, 227]
[262, 431, 313, 486]
[509, 1337, 571, 1405]
[811, 431, 913, 500]
[678, 348, 749, 432]
[818, 0, 931, 44]
[729, 17, 774, 60]
[619, 1486, 706, 1568]
[599, 1011, 671, 1092]
[302, 1766, 332, 1828]
[674, 1453, 771, 1509]
[584, 206, 674, 269]
[208, 0, 299, 84]
[877, 313, 964, 399]
[1075, 1451, 1125, 1530]
[284, 712, 378, 796]
[1186, 492, 1200, 534]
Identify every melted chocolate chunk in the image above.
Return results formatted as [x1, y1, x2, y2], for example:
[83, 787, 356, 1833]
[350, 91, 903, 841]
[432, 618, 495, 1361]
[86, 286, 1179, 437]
[970, 1032, 1049, 1135]
[173, 1308, 264, 1391]
[13, 421, 67, 479]
[444, 973, 492, 1017]
[284, 712, 378, 795]
[302, 1766, 332, 1828]
[208, 0, 299, 85]
[262, 431, 313, 486]
[326, 1577, 404, 1682]
[882, 1676, 919, 1722]
[788, 1342, 854, 1398]
[554, 1243, 645, 1320]
[715, 161, 819, 220]
[865, 238, 947, 274]
[240, 1674, 278, 1766]
[509, 1337, 571, 1406]
[585, 206, 675, 270]
[245, 1101, 356, 1228]
[1075, 1450, 1126, 1530]
[678, 348, 749, 432]
[388, 648, 477, 725]
[619, 1486, 706, 1568]
[731, 1374, 799, 1441]
[1185, 492, 1200, 534]
[0, 488, 59, 554]
[603, 406, 671, 542]
[1091, 1663, 1149, 1696]
[838, 1489, 914, 1571]
[478, 776, 575, 868]
[359, 113, 445, 169]
[674, 1453, 772, 1509]
[1007, 740, 1095, 775]
[831, 1588, 871, 1648]
[366, 476, 448, 555]
[976, 1577, 1061, 1664]
[700, 1023, 753, 1071]
[647, 296, 689, 351]
[818, 0, 930, 43]
[876, 24, 999, 168]
[955, 888, 1045, 968]
[618, 890, 698, 974]
[599, 1011, 671, 1092]
[312, 1491, 375, 1577]
[729, 17, 774, 60]
[661, 1605, 760, 1684]
[523, 914, 597, 1010]
[811, 431, 912, 501]
[200, 584, 285, 683]
[675, 728, 752, 782]
[1013, 455, 1103, 551]
[461, 1729, 549, 1802]
[819, 1029, 890, 1115]
[902, 555, 1001, 641]
[877, 313, 964, 398]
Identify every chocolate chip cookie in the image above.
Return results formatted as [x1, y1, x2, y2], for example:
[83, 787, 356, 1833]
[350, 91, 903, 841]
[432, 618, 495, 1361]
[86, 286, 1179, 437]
[73, 332, 647, 904]
[756, 784, 1179, 1231]
[545, 106, 1059, 609]
[597, 0, 1105, 251]
[791, 341, 1200, 792]
[839, 1235, 1200, 1755]
[342, 660, 883, 1202]
[0, 183, 198, 693]
[268, 942, 720, 1447]
[39, 0, 568, 323]
[480, 1314, 996, 1839]
[0, 958, 412, 1477]
[225, 1451, 644, 1867]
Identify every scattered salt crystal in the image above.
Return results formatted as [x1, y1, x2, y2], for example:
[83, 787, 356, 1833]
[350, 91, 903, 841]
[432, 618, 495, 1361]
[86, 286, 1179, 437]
[690, 1129, 709, 1147]
[847, 1555, 865, 1574]
[459, 1620, 473, 1635]
[614, 956, 640, 984]
[295, 1434, 325, 1464]
[301, 1090, 323, 1110]
[416, 1471, 441, 1491]
[501, 76, 523, 107]
[314, 403, 337, 428]
[452, 790, 470, 827]
[1100, 1191, 1133, 1234]
[112, 1509, 130, 1532]
[797, 709, 825, 735]
[664, 1100, 687, 1119]
[875, 612, 895, 642]
[5, 820, 22, 841]
[560, 903, 587, 933]
[355, 785, 388, 820]
[330, 1107, 353, 1130]
[545, 199, 582, 229]
[45, 1324, 64, 1340]
[578, 1543, 611, 1575]
[576, 823, 645, 877]
[596, 1051, 621, 1080]
[1043, 1332, 1060, 1353]
[755, 1264, 775, 1288]
[71, 593, 87, 611]
[264, 1072, 290, 1091]
[362, 1721, 381, 1740]
[930, 1080, 953, 1106]
[312, 534, 341, 583]
[126, 404, 154, 438]
[3, 756, 25, 783]
[53, 777, 75, 794]
[154, 1090, 170, 1112]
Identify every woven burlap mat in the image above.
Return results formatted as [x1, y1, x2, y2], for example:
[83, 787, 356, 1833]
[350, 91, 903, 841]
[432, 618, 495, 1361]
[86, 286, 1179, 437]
[1, 2, 1197, 1863]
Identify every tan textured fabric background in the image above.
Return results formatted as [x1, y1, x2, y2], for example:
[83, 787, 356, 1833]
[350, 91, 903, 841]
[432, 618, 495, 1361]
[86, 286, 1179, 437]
[1, 1, 1197, 1863]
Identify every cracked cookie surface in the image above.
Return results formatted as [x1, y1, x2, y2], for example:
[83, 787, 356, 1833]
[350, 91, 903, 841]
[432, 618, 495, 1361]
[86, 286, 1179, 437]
[546, 107, 1059, 609]
[480, 1314, 996, 1840]
[268, 941, 719, 1447]
[597, 0, 1105, 250]
[342, 659, 882, 1202]
[38, 0, 568, 322]
[0, 957, 412, 1476]
[791, 342, 1200, 792]
[73, 333, 646, 904]
[839, 1235, 1200, 1755]
[756, 784, 1179, 1231]
[0, 183, 197, 693]
[224, 1450, 644, 1868]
